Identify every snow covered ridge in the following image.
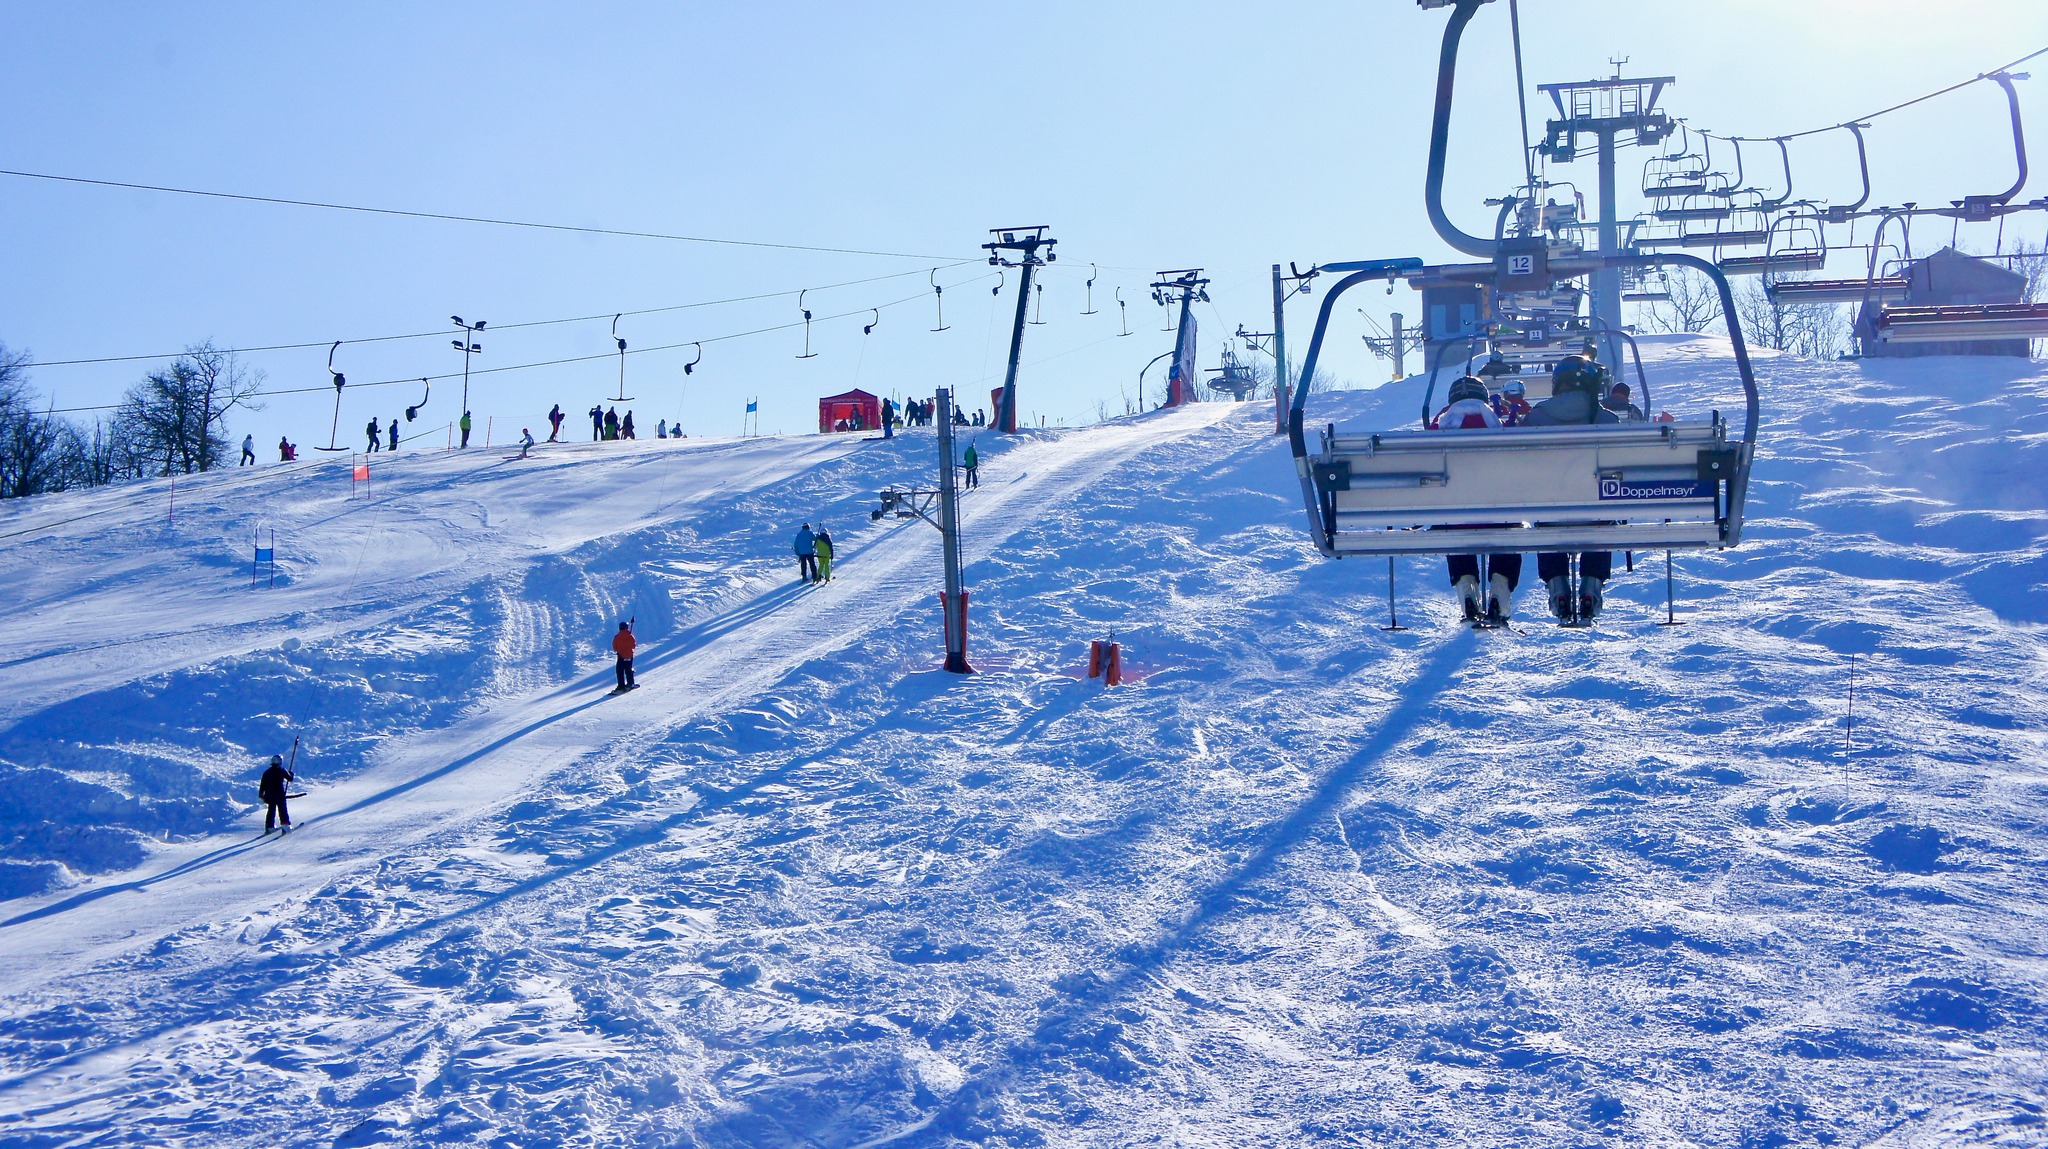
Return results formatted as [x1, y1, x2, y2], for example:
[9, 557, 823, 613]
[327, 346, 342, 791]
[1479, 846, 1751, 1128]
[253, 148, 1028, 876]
[0, 345, 2043, 1146]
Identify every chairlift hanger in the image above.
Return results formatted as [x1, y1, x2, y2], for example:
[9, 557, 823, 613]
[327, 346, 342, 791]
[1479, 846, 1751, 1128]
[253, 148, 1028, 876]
[796, 290, 818, 359]
[929, 268, 950, 332]
[405, 376, 430, 421]
[608, 314, 635, 401]
[1757, 137, 1795, 212]
[1823, 122, 1875, 223]
[683, 343, 702, 375]
[1115, 287, 1131, 336]
[991, 270, 1005, 297]
[1030, 282, 1047, 325]
[314, 341, 350, 451]
[1081, 264, 1099, 314]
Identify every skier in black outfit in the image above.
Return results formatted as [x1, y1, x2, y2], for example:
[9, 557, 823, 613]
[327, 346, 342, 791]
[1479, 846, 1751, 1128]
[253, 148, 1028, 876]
[259, 754, 295, 832]
[1523, 355, 1619, 623]
[589, 404, 604, 441]
[604, 407, 620, 440]
[388, 418, 400, 451]
[365, 418, 382, 452]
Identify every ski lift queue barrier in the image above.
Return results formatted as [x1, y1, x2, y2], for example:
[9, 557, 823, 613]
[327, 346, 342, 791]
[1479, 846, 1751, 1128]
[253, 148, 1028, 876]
[1287, 251, 1758, 560]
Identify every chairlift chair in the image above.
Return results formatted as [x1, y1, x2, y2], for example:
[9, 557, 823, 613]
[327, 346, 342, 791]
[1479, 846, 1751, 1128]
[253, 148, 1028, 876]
[796, 290, 819, 359]
[1288, 253, 1759, 560]
[1720, 211, 1828, 276]
[929, 268, 950, 331]
[314, 341, 351, 451]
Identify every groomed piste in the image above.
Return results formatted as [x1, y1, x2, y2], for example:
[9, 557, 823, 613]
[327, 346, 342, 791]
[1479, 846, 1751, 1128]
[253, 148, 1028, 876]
[0, 336, 2044, 1146]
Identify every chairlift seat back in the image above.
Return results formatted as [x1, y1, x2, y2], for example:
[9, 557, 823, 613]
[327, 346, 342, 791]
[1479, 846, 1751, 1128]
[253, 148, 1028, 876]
[1875, 302, 2048, 342]
[1309, 420, 1743, 556]
[1765, 277, 1908, 306]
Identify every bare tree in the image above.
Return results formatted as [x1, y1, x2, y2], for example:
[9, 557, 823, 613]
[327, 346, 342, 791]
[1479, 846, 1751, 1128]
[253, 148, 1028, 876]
[1732, 279, 1849, 359]
[115, 342, 264, 476]
[1635, 267, 1725, 334]
[0, 344, 78, 499]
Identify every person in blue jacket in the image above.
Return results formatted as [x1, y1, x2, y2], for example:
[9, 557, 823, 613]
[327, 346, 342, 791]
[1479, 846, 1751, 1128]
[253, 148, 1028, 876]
[794, 523, 818, 583]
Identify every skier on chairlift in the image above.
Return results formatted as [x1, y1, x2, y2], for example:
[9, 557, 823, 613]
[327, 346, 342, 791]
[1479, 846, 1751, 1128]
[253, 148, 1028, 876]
[1432, 375, 1521, 625]
[1493, 377, 1531, 426]
[1522, 355, 1617, 624]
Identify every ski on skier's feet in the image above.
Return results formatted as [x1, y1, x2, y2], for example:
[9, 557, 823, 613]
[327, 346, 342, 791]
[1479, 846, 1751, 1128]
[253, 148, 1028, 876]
[608, 683, 640, 696]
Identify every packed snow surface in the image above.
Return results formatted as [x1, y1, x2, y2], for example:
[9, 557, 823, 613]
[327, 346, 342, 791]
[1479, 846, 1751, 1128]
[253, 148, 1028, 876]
[0, 336, 2044, 1147]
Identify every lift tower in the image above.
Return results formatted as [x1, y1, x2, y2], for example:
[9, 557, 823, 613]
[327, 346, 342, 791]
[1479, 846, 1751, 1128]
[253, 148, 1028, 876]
[983, 226, 1056, 434]
[1535, 64, 1673, 365]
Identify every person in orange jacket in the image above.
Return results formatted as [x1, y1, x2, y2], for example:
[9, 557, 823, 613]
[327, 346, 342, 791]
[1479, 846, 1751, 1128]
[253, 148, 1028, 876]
[611, 621, 637, 692]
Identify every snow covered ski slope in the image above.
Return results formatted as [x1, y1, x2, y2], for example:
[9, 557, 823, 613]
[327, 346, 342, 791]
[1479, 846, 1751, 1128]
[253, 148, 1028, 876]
[0, 339, 2044, 1147]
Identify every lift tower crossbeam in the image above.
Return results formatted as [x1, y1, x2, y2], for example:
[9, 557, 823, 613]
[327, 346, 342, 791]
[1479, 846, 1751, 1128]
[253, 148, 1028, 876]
[1535, 66, 1675, 366]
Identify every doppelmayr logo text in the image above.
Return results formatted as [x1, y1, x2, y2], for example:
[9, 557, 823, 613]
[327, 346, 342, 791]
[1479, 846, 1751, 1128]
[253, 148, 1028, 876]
[1600, 477, 1701, 499]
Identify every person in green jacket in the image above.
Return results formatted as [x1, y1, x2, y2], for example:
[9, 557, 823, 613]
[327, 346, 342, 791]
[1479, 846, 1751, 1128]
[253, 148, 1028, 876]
[962, 441, 979, 489]
[814, 527, 835, 582]
[459, 410, 473, 448]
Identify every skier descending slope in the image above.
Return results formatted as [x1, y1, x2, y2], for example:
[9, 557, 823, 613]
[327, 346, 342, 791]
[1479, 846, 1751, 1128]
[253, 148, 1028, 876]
[258, 754, 295, 833]
[610, 621, 638, 693]
[1431, 375, 1522, 626]
[1523, 355, 1618, 625]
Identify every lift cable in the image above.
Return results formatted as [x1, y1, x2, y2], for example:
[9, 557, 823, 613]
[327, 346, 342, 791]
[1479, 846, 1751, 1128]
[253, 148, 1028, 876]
[1710, 44, 2048, 143]
[24, 262, 977, 368]
[41, 274, 1000, 416]
[0, 167, 963, 261]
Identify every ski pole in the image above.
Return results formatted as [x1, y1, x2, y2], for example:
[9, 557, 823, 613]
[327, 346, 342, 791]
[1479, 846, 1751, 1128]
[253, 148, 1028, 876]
[287, 735, 302, 784]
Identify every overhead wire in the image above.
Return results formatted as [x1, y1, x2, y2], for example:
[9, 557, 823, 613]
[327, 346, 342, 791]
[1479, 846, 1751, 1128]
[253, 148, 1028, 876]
[0, 167, 963, 261]
[1712, 45, 2048, 143]
[25, 262, 977, 368]
[40, 273, 1003, 415]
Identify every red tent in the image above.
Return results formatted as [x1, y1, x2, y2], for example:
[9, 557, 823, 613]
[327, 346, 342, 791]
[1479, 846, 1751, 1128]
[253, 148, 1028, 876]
[818, 389, 880, 434]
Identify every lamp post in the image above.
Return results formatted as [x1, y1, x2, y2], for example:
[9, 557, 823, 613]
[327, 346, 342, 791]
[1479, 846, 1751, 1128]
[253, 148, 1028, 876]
[1137, 351, 1172, 413]
[451, 315, 486, 418]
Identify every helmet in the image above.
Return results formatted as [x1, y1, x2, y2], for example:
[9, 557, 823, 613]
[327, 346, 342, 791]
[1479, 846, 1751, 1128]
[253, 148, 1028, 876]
[1552, 355, 1602, 396]
[270, 755, 283, 766]
[1448, 375, 1488, 405]
[1501, 378, 1526, 397]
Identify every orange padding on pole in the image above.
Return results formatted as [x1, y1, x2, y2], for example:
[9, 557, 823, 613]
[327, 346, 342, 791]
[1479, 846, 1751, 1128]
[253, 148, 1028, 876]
[1087, 640, 1105, 678]
[1103, 642, 1122, 686]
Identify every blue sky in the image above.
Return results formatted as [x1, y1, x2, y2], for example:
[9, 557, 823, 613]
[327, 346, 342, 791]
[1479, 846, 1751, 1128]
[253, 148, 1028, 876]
[3, 1, 2043, 444]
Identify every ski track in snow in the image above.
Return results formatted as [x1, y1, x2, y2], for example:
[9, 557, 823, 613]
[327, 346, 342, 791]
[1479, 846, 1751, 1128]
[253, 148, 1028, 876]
[0, 341, 2046, 1147]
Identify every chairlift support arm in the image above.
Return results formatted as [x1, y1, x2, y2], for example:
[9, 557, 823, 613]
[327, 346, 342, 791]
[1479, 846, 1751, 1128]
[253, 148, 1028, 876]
[1424, 0, 1503, 257]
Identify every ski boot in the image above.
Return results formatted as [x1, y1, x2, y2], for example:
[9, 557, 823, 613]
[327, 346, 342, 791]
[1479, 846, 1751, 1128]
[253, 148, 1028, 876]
[1454, 574, 1483, 625]
[1577, 577, 1604, 625]
[1485, 573, 1514, 627]
[1545, 575, 1576, 625]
